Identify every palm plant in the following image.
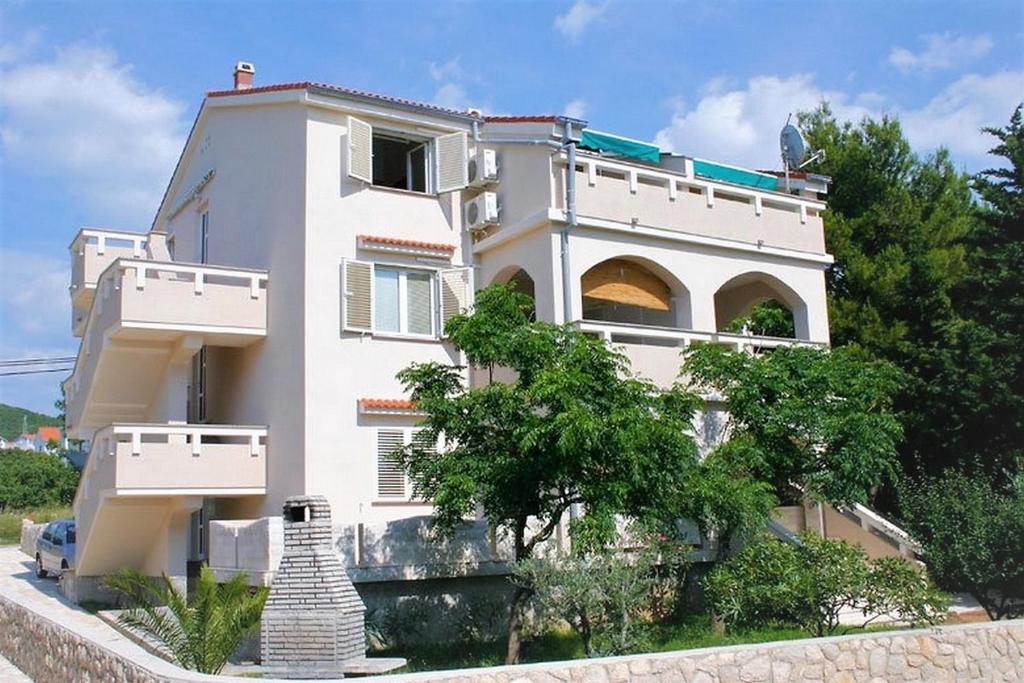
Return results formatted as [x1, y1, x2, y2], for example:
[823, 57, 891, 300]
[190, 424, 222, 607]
[104, 566, 268, 674]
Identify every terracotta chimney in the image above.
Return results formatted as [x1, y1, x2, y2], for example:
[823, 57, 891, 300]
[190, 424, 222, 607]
[233, 61, 255, 90]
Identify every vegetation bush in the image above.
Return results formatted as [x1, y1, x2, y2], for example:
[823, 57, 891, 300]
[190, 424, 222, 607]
[105, 566, 268, 674]
[0, 449, 79, 511]
[704, 534, 948, 637]
[900, 470, 1024, 620]
[0, 506, 72, 544]
[513, 536, 688, 657]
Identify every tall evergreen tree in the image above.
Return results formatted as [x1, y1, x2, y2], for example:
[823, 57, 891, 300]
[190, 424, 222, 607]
[798, 106, 976, 483]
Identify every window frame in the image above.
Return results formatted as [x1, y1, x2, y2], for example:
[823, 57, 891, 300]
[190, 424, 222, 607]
[373, 427, 436, 503]
[370, 262, 439, 340]
[370, 128, 435, 195]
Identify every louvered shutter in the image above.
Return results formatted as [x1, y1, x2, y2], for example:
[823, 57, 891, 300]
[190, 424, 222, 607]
[406, 271, 434, 335]
[347, 116, 373, 183]
[376, 429, 406, 498]
[408, 429, 438, 500]
[341, 259, 373, 333]
[435, 131, 468, 193]
[438, 267, 473, 335]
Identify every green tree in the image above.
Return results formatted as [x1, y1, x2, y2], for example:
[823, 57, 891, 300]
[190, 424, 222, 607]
[899, 471, 1024, 620]
[105, 567, 268, 674]
[796, 105, 1009, 485]
[0, 449, 79, 510]
[514, 537, 686, 657]
[704, 534, 948, 637]
[396, 284, 701, 663]
[724, 300, 796, 338]
[682, 344, 903, 507]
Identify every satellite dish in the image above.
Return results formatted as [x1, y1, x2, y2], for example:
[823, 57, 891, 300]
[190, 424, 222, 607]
[780, 121, 807, 168]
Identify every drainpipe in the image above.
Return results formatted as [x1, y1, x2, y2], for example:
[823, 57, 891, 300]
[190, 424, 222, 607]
[561, 120, 577, 326]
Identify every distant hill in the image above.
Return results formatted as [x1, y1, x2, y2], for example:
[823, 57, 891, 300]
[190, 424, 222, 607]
[0, 403, 61, 440]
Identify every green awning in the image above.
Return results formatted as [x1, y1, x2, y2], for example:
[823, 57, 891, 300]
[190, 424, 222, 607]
[693, 159, 778, 191]
[580, 130, 661, 163]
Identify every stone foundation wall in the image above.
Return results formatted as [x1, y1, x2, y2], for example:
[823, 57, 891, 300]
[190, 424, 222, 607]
[0, 578, 1021, 683]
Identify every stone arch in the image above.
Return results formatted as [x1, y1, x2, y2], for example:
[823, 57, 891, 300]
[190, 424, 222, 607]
[713, 271, 808, 339]
[580, 256, 692, 328]
[491, 266, 536, 318]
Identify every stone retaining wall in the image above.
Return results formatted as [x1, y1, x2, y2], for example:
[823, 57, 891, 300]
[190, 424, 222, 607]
[0, 579, 1021, 682]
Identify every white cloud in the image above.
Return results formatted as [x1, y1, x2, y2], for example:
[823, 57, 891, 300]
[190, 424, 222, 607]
[428, 57, 466, 83]
[901, 70, 1024, 161]
[889, 33, 993, 75]
[653, 74, 874, 170]
[432, 82, 472, 111]
[653, 70, 1023, 171]
[553, 0, 607, 42]
[0, 43, 189, 228]
[563, 98, 587, 120]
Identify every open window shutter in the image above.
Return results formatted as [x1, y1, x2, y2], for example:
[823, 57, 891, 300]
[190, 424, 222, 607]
[376, 430, 406, 498]
[347, 116, 373, 183]
[438, 267, 473, 335]
[341, 259, 373, 333]
[435, 131, 468, 193]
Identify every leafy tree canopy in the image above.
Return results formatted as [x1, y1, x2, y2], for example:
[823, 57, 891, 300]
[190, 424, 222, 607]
[0, 449, 79, 511]
[683, 344, 902, 507]
[397, 284, 701, 662]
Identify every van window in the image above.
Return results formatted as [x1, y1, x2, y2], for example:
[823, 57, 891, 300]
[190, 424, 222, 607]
[66, 525, 76, 544]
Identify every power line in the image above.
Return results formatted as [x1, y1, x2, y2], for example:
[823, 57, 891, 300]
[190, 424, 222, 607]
[0, 367, 74, 377]
[0, 357, 77, 368]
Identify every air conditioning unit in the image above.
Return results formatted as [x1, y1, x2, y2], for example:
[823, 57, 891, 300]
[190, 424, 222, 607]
[465, 192, 499, 231]
[467, 149, 499, 187]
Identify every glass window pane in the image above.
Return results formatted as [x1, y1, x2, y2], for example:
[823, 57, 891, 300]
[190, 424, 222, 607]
[374, 268, 400, 332]
[406, 272, 433, 335]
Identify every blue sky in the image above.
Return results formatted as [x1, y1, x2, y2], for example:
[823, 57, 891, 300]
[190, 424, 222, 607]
[1, 0, 1022, 415]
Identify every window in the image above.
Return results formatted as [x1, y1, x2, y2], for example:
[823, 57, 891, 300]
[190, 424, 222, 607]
[342, 259, 472, 338]
[373, 135, 429, 192]
[346, 115, 468, 194]
[187, 347, 207, 423]
[199, 211, 209, 263]
[376, 428, 437, 500]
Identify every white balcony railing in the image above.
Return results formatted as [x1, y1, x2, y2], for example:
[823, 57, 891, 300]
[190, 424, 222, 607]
[70, 228, 151, 335]
[575, 319, 824, 387]
[65, 259, 268, 433]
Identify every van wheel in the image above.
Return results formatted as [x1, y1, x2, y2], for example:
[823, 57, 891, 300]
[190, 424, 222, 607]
[35, 555, 48, 578]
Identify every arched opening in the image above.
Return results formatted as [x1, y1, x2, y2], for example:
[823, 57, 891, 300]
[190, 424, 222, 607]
[713, 273, 806, 339]
[580, 258, 685, 328]
[492, 266, 536, 320]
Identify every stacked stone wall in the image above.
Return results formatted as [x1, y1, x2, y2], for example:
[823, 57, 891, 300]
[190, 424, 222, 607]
[0, 585, 1021, 682]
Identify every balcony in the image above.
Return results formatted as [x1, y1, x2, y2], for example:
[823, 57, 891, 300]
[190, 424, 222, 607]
[65, 259, 268, 435]
[565, 155, 827, 254]
[70, 228, 149, 336]
[73, 423, 267, 576]
[575, 319, 825, 388]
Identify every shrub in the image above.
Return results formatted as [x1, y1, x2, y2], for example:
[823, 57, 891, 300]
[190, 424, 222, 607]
[105, 566, 268, 674]
[0, 449, 79, 511]
[514, 539, 688, 657]
[900, 471, 1024, 620]
[704, 534, 948, 636]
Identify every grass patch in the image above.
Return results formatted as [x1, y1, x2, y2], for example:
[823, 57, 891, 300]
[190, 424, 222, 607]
[0, 507, 72, 545]
[379, 613, 908, 673]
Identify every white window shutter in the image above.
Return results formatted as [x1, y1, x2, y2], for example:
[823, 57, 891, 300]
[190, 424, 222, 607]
[435, 131, 468, 193]
[347, 116, 373, 183]
[376, 430, 406, 498]
[342, 259, 373, 333]
[438, 267, 473, 334]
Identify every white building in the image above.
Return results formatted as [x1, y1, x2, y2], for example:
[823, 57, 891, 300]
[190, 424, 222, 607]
[64, 64, 834, 597]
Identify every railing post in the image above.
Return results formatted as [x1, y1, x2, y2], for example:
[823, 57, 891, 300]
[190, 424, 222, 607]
[250, 276, 260, 299]
[250, 433, 260, 456]
[135, 266, 146, 290]
[133, 238, 143, 258]
[131, 430, 141, 456]
[628, 170, 638, 194]
[97, 235, 106, 256]
[668, 179, 678, 201]
[191, 431, 202, 457]
[194, 270, 205, 295]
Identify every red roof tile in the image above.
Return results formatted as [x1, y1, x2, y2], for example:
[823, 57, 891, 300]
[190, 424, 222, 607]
[358, 235, 456, 252]
[207, 81, 482, 120]
[359, 398, 417, 410]
[35, 427, 62, 442]
[484, 115, 560, 123]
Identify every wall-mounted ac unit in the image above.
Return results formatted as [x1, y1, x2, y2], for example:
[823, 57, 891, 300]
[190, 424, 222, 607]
[465, 192, 499, 231]
[468, 149, 498, 187]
